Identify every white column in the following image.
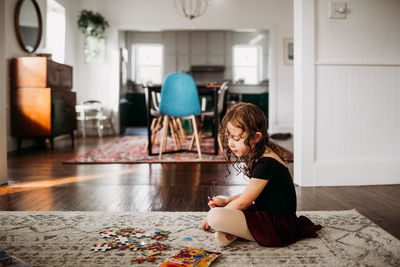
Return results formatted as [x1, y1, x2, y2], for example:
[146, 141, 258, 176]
[267, 25, 277, 134]
[0, 0, 8, 185]
[293, 0, 315, 186]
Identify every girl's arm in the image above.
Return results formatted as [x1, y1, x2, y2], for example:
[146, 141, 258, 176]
[225, 178, 268, 210]
[209, 194, 241, 207]
[225, 194, 241, 203]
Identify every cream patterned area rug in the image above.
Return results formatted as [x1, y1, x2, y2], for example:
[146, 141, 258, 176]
[1, 210, 399, 266]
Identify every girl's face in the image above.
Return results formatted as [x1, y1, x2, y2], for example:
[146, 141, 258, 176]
[226, 122, 250, 158]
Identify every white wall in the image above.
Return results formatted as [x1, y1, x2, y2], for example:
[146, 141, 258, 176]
[0, 1, 8, 184]
[56, 0, 78, 69]
[294, 0, 400, 186]
[74, 0, 294, 134]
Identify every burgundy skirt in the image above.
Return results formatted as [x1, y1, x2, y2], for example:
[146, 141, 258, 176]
[243, 205, 322, 247]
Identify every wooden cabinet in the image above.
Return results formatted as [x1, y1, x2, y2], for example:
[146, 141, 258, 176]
[120, 92, 147, 131]
[11, 57, 76, 149]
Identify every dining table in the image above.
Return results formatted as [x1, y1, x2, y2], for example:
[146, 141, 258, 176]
[145, 84, 220, 156]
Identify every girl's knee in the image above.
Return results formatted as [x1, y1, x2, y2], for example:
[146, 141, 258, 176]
[207, 208, 225, 229]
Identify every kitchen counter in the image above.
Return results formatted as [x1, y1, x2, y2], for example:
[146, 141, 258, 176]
[228, 83, 268, 95]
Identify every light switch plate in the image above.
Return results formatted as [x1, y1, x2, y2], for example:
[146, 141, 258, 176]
[329, 1, 347, 19]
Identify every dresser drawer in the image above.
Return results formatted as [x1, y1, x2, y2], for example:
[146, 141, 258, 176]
[11, 88, 52, 137]
[47, 60, 73, 89]
[11, 57, 47, 88]
[11, 57, 72, 89]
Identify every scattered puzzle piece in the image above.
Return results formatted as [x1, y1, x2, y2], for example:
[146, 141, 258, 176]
[100, 233, 111, 238]
[99, 229, 117, 237]
[118, 244, 128, 250]
[115, 235, 130, 245]
[152, 230, 170, 240]
[131, 256, 161, 264]
[91, 244, 112, 252]
[92, 227, 171, 255]
[144, 251, 162, 257]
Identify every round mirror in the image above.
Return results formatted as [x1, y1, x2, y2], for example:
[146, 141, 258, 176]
[14, 0, 42, 53]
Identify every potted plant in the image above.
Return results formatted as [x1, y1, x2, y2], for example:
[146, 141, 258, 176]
[77, 9, 109, 39]
[77, 10, 109, 62]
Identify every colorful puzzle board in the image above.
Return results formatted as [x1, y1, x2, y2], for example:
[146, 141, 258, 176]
[159, 248, 222, 267]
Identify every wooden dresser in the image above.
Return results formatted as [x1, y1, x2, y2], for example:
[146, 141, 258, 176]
[11, 57, 76, 149]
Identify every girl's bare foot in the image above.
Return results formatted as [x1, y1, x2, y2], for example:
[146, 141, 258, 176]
[214, 231, 238, 246]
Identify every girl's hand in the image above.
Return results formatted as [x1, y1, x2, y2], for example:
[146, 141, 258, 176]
[208, 196, 227, 208]
[201, 217, 210, 230]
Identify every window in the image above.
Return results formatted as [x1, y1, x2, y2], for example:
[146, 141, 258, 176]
[132, 44, 164, 85]
[233, 45, 262, 84]
[46, 0, 65, 63]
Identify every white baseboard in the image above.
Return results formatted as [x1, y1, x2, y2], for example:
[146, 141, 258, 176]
[308, 160, 400, 186]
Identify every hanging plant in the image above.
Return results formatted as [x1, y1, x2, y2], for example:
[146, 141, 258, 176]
[77, 9, 109, 39]
[77, 9, 109, 62]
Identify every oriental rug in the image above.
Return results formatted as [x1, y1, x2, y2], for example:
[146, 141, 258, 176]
[64, 136, 293, 164]
[1, 210, 399, 266]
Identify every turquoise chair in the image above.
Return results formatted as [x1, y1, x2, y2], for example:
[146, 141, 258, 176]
[158, 72, 202, 159]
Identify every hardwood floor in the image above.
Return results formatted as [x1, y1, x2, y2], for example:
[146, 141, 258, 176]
[2, 135, 400, 240]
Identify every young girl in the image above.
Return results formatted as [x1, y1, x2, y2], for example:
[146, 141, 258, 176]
[201, 102, 321, 247]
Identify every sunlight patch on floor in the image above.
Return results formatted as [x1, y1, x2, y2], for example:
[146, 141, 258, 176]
[0, 167, 137, 196]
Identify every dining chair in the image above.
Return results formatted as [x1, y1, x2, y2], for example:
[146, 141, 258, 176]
[76, 100, 115, 138]
[146, 89, 187, 150]
[158, 72, 202, 159]
[147, 90, 162, 145]
[189, 81, 229, 153]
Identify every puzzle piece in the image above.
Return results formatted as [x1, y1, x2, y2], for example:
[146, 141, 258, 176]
[144, 232, 153, 237]
[94, 227, 171, 254]
[118, 244, 128, 250]
[107, 241, 119, 249]
[143, 242, 171, 252]
[145, 257, 160, 262]
[144, 251, 162, 257]
[99, 229, 117, 237]
[100, 233, 112, 238]
[91, 243, 112, 252]
[131, 256, 161, 264]
[115, 235, 130, 245]
[152, 230, 170, 240]
[118, 227, 144, 235]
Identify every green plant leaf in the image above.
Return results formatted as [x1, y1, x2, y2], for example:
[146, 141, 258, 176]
[77, 9, 109, 39]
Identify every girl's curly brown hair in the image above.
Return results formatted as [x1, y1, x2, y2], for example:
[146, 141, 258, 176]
[219, 102, 284, 178]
